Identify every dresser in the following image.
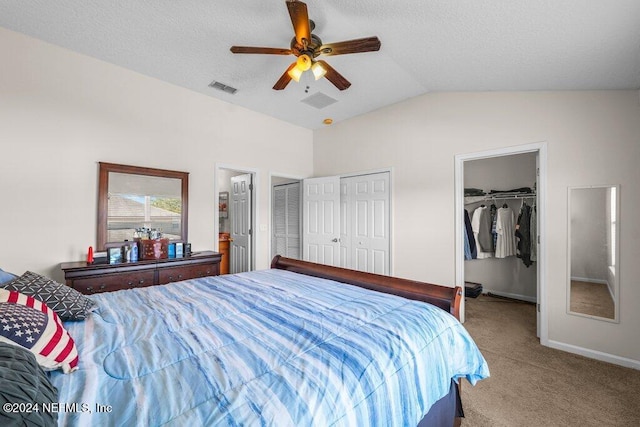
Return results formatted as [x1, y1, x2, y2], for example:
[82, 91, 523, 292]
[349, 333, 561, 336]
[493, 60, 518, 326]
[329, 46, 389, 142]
[61, 251, 222, 295]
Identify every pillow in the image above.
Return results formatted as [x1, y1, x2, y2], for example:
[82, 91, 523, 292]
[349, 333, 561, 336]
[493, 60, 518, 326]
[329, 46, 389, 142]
[2, 271, 96, 320]
[0, 268, 16, 285]
[0, 288, 79, 373]
[0, 342, 58, 426]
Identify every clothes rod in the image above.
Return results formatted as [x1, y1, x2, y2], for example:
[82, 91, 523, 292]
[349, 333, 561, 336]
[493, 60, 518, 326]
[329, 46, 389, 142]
[464, 194, 537, 205]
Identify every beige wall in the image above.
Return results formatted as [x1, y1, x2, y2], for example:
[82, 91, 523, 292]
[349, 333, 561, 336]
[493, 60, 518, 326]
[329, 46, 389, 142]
[0, 28, 313, 280]
[314, 91, 640, 365]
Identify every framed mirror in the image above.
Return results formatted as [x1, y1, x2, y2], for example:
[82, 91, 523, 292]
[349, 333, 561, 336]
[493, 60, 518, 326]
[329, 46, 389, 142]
[97, 162, 189, 250]
[567, 185, 619, 322]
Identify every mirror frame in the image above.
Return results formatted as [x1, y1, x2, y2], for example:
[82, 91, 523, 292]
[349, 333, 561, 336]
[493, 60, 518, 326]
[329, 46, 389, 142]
[567, 184, 620, 323]
[97, 162, 189, 250]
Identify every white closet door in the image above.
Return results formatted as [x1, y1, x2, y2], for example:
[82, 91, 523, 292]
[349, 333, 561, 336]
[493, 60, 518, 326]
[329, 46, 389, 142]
[272, 182, 301, 259]
[302, 176, 341, 266]
[341, 172, 390, 275]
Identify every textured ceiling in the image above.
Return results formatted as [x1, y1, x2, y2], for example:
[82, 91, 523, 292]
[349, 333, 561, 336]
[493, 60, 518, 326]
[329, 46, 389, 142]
[2, 0, 639, 129]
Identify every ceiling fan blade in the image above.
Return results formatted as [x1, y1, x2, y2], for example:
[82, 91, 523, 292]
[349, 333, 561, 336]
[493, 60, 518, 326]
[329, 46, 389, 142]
[273, 62, 297, 90]
[317, 60, 351, 91]
[230, 46, 292, 55]
[319, 36, 381, 56]
[287, 0, 311, 47]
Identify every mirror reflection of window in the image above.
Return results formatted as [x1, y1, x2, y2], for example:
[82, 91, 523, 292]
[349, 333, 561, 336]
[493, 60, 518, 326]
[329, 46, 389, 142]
[568, 186, 619, 322]
[107, 172, 183, 243]
[609, 186, 616, 270]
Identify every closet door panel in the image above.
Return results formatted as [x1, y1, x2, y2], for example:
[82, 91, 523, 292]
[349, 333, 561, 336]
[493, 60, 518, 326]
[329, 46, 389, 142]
[302, 177, 341, 267]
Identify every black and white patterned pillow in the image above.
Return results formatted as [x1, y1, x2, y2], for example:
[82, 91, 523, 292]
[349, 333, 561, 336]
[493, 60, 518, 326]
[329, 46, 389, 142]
[1, 271, 96, 321]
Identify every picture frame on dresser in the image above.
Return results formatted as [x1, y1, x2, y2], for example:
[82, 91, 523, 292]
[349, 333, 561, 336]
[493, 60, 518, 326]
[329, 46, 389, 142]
[107, 247, 123, 264]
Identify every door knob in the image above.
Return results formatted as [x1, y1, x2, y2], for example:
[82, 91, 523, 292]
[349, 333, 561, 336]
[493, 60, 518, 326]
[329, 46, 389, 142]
[332, 238, 339, 242]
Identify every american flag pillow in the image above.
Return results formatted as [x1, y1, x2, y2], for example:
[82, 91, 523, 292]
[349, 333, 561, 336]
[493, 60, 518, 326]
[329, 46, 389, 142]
[0, 289, 78, 373]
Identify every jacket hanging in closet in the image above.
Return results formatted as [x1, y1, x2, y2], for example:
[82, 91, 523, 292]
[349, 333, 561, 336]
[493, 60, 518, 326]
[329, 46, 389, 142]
[516, 202, 533, 267]
[464, 209, 477, 260]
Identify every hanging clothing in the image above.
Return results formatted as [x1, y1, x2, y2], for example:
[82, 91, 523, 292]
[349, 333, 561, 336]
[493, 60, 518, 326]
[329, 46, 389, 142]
[464, 209, 477, 260]
[495, 206, 517, 258]
[464, 224, 472, 260]
[471, 206, 494, 258]
[530, 204, 537, 262]
[490, 204, 498, 249]
[516, 203, 533, 267]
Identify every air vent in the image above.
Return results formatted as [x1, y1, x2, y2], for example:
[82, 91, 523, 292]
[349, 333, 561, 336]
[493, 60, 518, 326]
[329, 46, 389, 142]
[208, 81, 237, 94]
[300, 92, 337, 109]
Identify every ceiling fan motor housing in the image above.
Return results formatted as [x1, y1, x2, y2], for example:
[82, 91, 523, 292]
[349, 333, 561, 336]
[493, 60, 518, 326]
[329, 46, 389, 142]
[291, 33, 323, 57]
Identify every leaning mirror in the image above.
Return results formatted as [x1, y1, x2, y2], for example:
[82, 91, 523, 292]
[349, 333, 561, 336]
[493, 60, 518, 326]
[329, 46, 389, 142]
[568, 185, 619, 322]
[97, 162, 189, 250]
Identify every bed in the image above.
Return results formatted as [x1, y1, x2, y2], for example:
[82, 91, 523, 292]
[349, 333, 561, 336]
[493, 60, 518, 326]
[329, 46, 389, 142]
[47, 256, 489, 426]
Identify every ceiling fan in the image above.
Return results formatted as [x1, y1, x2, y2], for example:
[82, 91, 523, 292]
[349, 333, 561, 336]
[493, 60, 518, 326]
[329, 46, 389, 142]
[230, 0, 381, 91]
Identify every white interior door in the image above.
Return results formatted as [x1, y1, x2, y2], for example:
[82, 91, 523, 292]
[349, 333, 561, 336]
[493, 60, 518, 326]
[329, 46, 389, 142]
[302, 176, 341, 266]
[230, 174, 252, 273]
[341, 172, 390, 274]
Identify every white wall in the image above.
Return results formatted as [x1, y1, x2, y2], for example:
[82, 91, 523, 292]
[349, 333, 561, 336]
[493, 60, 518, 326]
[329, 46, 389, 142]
[0, 28, 313, 281]
[313, 91, 640, 365]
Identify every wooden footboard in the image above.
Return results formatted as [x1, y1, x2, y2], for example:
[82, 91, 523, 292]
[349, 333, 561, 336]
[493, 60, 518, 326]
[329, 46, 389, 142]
[271, 256, 462, 320]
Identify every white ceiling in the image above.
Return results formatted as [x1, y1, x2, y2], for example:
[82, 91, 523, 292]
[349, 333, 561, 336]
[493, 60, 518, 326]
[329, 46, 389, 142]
[2, 0, 639, 130]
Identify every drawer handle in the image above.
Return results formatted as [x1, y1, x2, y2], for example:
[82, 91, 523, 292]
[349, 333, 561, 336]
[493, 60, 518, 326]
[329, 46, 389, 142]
[99, 284, 106, 290]
[139, 279, 145, 285]
[86, 286, 94, 293]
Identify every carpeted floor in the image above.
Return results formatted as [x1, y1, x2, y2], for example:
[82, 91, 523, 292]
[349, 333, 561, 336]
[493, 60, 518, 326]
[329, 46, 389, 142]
[570, 280, 615, 319]
[461, 294, 640, 426]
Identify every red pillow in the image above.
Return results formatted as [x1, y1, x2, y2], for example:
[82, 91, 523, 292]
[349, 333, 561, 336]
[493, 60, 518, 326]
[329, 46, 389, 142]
[0, 289, 78, 373]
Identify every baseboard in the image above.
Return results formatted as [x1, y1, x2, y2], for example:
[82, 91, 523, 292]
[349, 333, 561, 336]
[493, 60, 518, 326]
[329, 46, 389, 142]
[547, 339, 640, 370]
[483, 289, 537, 303]
[571, 276, 607, 285]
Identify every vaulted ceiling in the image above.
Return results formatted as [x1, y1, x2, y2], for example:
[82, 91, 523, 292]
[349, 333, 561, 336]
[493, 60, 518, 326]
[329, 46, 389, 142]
[2, 0, 639, 129]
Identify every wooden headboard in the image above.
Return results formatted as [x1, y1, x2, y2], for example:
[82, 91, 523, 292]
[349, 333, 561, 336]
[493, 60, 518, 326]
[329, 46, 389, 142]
[271, 256, 462, 320]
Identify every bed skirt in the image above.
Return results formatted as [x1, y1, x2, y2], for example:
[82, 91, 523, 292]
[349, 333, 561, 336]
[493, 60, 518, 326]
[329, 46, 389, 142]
[417, 379, 463, 427]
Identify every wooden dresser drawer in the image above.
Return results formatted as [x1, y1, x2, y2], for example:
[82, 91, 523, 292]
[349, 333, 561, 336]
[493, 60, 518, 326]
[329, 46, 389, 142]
[73, 270, 155, 294]
[158, 263, 218, 284]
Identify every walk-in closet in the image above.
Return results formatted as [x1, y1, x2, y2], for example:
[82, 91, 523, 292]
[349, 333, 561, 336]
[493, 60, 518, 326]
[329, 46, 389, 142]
[463, 152, 538, 308]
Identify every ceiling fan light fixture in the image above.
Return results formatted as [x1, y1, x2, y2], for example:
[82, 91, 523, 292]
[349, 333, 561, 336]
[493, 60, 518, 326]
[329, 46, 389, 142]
[288, 66, 304, 82]
[311, 61, 326, 80]
[296, 54, 312, 71]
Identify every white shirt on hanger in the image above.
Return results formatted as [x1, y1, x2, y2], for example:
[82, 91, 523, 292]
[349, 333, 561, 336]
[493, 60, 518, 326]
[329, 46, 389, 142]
[495, 207, 517, 258]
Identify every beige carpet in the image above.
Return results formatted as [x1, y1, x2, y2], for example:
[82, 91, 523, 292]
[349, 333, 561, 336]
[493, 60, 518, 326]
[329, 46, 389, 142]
[461, 295, 640, 426]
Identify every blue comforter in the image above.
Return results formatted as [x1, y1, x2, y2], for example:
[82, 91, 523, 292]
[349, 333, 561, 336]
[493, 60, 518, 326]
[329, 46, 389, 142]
[50, 269, 488, 426]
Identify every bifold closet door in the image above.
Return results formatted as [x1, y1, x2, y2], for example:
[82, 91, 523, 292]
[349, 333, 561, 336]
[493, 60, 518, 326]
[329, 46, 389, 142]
[341, 172, 390, 275]
[272, 182, 301, 260]
[302, 176, 341, 267]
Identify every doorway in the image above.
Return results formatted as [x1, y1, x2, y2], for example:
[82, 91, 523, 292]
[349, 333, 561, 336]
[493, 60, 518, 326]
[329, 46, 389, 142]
[216, 166, 256, 274]
[455, 142, 547, 346]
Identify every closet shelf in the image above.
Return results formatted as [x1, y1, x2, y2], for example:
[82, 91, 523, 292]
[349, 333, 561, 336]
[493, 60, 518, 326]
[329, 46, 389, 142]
[464, 193, 536, 205]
